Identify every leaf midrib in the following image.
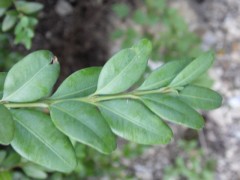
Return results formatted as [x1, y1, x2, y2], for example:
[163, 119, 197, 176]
[4, 63, 49, 100]
[180, 94, 219, 103]
[14, 116, 72, 169]
[143, 98, 188, 124]
[53, 84, 97, 99]
[51, 105, 108, 149]
[97, 49, 144, 93]
[99, 103, 162, 136]
[140, 75, 174, 90]
[171, 60, 211, 86]
[142, 97, 203, 128]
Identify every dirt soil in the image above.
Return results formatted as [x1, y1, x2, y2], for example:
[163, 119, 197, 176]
[31, 0, 116, 82]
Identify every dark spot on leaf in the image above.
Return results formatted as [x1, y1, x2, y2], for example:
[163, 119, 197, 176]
[50, 56, 58, 64]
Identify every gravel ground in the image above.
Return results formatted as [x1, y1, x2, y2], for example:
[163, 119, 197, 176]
[125, 0, 240, 179]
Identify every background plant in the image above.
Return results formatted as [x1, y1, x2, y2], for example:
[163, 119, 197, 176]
[112, 0, 213, 91]
[0, 0, 43, 49]
[163, 140, 216, 180]
[0, 39, 222, 178]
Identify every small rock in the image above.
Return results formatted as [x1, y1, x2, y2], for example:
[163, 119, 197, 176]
[228, 96, 240, 108]
[55, 0, 73, 16]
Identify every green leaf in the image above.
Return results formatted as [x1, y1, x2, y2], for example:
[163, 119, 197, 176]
[178, 85, 222, 110]
[99, 99, 173, 144]
[170, 52, 214, 87]
[2, 12, 18, 32]
[15, 1, 43, 14]
[10, 109, 77, 173]
[96, 39, 152, 94]
[0, 151, 7, 164]
[0, 8, 7, 17]
[111, 29, 124, 39]
[0, 72, 7, 98]
[0, 104, 14, 145]
[0, 0, 12, 8]
[1, 151, 20, 169]
[50, 101, 116, 154]
[133, 10, 147, 25]
[192, 73, 213, 88]
[0, 171, 11, 180]
[51, 67, 101, 99]
[3, 50, 60, 102]
[112, 3, 130, 19]
[138, 59, 191, 90]
[23, 164, 47, 179]
[141, 94, 204, 129]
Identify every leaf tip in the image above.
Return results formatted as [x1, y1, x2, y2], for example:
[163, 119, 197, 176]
[132, 38, 152, 54]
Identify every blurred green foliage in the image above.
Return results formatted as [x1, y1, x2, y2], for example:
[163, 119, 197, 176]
[0, 142, 148, 179]
[0, 0, 43, 49]
[111, 0, 202, 62]
[0, 34, 22, 71]
[163, 140, 216, 180]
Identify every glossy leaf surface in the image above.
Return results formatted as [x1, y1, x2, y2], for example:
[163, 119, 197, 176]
[50, 101, 116, 154]
[0, 104, 14, 145]
[11, 109, 77, 173]
[3, 50, 60, 102]
[141, 94, 204, 129]
[138, 59, 190, 90]
[170, 52, 214, 87]
[96, 39, 152, 94]
[52, 67, 101, 99]
[99, 99, 172, 144]
[179, 85, 222, 110]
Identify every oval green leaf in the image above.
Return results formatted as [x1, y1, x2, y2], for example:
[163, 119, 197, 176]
[96, 39, 152, 94]
[99, 99, 172, 144]
[10, 109, 77, 173]
[15, 1, 43, 14]
[0, 151, 7, 164]
[0, 8, 7, 17]
[50, 101, 116, 154]
[23, 164, 47, 179]
[2, 12, 17, 32]
[141, 94, 204, 130]
[0, 104, 14, 145]
[138, 59, 191, 91]
[3, 50, 60, 102]
[178, 85, 222, 110]
[1, 151, 20, 169]
[51, 67, 101, 99]
[170, 52, 214, 87]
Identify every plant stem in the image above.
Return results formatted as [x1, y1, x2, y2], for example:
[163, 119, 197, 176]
[94, 94, 139, 102]
[3, 102, 49, 109]
[0, 87, 176, 109]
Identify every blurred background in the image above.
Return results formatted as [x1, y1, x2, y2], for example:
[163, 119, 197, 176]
[0, 0, 240, 179]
